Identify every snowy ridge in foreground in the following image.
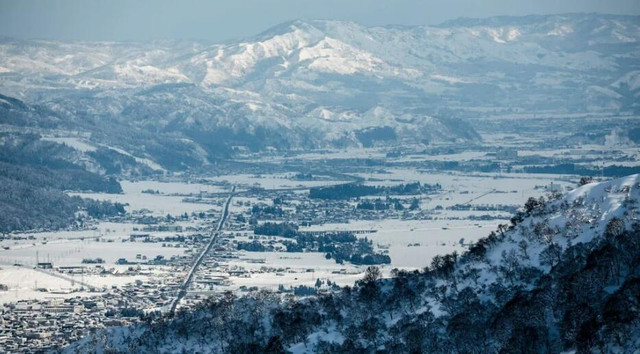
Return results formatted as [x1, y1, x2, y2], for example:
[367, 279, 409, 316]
[66, 175, 640, 353]
[481, 173, 639, 281]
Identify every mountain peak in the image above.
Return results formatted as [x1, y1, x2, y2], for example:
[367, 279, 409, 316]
[0, 13, 638, 154]
[253, 19, 326, 40]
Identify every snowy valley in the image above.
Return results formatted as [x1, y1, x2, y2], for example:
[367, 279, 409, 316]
[66, 175, 640, 353]
[1, 11, 640, 353]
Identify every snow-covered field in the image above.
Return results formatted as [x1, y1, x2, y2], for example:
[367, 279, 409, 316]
[205, 173, 351, 190]
[0, 266, 153, 304]
[0, 219, 195, 304]
[0, 238, 186, 268]
[302, 219, 495, 268]
[41, 137, 97, 152]
[71, 183, 223, 216]
[358, 169, 573, 207]
[227, 252, 365, 290]
[0, 166, 599, 304]
[120, 180, 228, 195]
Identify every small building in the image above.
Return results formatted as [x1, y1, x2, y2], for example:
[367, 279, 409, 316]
[37, 262, 53, 269]
[58, 266, 85, 274]
[130, 233, 151, 241]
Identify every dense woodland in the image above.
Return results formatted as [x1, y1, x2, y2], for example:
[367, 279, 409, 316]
[0, 175, 125, 233]
[250, 224, 391, 265]
[253, 222, 300, 237]
[0, 161, 121, 193]
[69, 177, 640, 353]
[0, 155, 125, 233]
[309, 182, 441, 200]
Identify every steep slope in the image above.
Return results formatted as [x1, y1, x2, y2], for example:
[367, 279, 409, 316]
[0, 92, 208, 173]
[66, 174, 640, 353]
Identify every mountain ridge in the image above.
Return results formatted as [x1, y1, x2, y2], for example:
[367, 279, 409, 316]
[0, 13, 639, 168]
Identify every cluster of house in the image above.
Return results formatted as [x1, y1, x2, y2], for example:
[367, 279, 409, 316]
[0, 294, 140, 352]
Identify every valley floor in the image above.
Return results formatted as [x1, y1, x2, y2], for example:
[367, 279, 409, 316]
[2, 114, 639, 351]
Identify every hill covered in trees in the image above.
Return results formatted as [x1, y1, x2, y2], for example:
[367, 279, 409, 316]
[0, 161, 124, 233]
[0, 130, 128, 233]
[67, 175, 640, 353]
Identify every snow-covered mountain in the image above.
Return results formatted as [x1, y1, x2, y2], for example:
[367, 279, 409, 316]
[67, 175, 640, 352]
[1, 13, 639, 156]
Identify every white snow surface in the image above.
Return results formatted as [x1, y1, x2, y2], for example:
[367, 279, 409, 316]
[64, 174, 640, 353]
[1, 14, 638, 150]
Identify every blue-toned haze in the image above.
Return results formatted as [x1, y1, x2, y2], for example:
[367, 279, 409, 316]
[0, 0, 639, 41]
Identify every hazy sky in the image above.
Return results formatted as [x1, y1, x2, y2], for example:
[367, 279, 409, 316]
[1, 0, 639, 42]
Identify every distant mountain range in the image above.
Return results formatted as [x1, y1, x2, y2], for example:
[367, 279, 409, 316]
[1, 13, 639, 167]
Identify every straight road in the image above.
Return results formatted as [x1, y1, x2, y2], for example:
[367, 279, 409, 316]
[169, 186, 235, 316]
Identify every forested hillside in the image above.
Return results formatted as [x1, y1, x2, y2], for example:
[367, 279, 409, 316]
[0, 101, 142, 233]
[0, 161, 124, 233]
[67, 175, 640, 353]
[0, 175, 124, 233]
